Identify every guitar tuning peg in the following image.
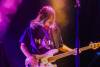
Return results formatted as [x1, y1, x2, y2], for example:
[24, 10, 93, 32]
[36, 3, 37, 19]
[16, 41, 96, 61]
[98, 42, 100, 47]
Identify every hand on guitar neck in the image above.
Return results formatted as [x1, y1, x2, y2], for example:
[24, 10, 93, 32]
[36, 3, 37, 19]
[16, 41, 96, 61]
[72, 48, 81, 55]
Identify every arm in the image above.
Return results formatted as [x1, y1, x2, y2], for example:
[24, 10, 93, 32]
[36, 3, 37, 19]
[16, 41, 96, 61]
[19, 28, 33, 58]
[59, 44, 81, 55]
[53, 25, 73, 52]
[20, 27, 39, 66]
[20, 43, 38, 66]
[20, 43, 32, 58]
[59, 44, 73, 52]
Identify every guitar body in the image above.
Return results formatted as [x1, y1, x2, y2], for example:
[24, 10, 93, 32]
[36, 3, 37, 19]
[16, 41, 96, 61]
[40, 63, 57, 67]
[25, 59, 57, 67]
[25, 49, 58, 67]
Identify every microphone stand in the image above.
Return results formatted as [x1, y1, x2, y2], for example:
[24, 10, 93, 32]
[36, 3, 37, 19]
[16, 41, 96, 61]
[75, 0, 80, 67]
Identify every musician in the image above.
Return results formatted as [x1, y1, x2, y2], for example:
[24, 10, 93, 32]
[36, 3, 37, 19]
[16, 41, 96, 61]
[19, 6, 74, 67]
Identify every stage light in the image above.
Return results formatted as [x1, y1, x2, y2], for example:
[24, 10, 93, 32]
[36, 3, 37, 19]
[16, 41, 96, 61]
[0, 0, 22, 39]
[49, 0, 69, 27]
[96, 52, 100, 56]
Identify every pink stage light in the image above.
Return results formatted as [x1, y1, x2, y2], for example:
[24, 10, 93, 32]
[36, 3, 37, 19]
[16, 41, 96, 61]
[75, 0, 80, 7]
[0, 0, 22, 39]
[1, 0, 22, 14]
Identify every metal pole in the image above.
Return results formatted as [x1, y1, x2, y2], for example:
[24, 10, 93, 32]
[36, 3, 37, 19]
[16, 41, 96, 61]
[75, 0, 80, 67]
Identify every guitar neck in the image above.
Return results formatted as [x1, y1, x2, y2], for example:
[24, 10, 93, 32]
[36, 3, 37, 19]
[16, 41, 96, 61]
[48, 51, 74, 62]
[80, 46, 91, 52]
[48, 46, 91, 62]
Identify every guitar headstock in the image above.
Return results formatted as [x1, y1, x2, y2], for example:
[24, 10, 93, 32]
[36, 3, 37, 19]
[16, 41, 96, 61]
[89, 42, 100, 50]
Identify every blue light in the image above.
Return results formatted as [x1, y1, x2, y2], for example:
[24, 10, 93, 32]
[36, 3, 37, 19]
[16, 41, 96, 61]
[96, 52, 100, 56]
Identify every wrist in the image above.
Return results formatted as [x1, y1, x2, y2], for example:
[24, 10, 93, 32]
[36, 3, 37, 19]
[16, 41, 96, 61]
[26, 54, 33, 58]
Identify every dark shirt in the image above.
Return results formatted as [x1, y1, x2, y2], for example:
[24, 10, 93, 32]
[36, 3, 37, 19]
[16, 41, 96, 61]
[19, 22, 62, 54]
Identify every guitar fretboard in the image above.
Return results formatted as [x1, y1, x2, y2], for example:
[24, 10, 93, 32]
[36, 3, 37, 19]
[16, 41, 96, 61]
[80, 46, 91, 52]
[48, 46, 91, 62]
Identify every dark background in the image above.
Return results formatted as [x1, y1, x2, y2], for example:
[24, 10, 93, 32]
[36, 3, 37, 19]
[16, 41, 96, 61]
[80, 0, 100, 67]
